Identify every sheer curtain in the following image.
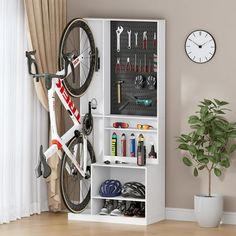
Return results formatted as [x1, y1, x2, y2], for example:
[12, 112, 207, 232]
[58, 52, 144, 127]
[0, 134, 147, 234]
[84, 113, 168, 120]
[0, 0, 48, 223]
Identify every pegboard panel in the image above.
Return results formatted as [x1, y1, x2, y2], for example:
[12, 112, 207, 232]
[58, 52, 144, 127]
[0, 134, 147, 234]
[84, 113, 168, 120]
[110, 21, 157, 116]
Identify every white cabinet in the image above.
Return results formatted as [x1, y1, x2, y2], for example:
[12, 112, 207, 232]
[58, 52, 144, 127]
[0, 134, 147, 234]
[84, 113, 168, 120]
[69, 18, 165, 225]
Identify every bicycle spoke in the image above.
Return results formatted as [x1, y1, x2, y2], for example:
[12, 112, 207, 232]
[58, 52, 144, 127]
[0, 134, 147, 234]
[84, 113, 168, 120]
[81, 33, 89, 53]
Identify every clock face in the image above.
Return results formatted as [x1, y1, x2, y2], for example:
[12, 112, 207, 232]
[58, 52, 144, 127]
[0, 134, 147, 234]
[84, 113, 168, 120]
[185, 30, 216, 64]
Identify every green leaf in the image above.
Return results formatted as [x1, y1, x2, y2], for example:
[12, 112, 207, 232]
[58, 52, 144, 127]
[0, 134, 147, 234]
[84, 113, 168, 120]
[204, 113, 215, 122]
[188, 145, 197, 155]
[194, 167, 198, 177]
[181, 134, 191, 142]
[203, 99, 213, 106]
[214, 168, 222, 177]
[208, 156, 217, 163]
[198, 165, 205, 170]
[183, 157, 193, 167]
[215, 110, 225, 114]
[220, 160, 230, 168]
[228, 131, 236, 138]
[196, 126, 205, 135]
[188, 115, 200, 124]
[214, 99, 229, 106]
[199, 158, 209, 165]
[178, 143, 189, 150]
[230, 144, 236, 154]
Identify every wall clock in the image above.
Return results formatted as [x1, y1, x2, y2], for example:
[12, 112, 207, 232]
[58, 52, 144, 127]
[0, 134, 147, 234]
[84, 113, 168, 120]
[185, 30, 216, 64]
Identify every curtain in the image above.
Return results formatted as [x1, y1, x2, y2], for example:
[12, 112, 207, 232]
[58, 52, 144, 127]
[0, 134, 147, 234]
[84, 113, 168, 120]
[24, 0, 67, 211]
[0, 0, 48, 224]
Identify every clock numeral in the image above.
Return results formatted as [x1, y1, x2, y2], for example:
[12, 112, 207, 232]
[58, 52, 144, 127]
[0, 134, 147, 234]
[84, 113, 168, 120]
[205, 56, 208, 61]
[193, 33, 196, 37]
[211, 46, 215, 48]
[205, 33, 208, 38]
[193, 56, 196, 61]
[187, 51, 192, 54]
[186, 45, 191, 47]
[199, 31, 202, 36]
[209, 52, 213, 55]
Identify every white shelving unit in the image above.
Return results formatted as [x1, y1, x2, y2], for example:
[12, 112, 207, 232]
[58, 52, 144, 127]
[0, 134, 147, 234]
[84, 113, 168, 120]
[68, 18, 165, 225]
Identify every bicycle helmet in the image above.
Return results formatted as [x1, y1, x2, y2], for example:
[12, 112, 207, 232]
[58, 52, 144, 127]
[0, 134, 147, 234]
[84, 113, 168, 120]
[121, 182, 145, 199]
[99, 179, 122, 197]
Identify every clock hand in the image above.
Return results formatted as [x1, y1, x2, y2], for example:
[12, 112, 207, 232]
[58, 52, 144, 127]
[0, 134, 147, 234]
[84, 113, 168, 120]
[201, 40, 211, 47]
[188, 38, 200, 47]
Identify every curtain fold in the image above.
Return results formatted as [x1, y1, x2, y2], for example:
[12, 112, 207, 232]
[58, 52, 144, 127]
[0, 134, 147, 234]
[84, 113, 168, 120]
[24, 0, 67, 211]
[0, 0, 48, 224]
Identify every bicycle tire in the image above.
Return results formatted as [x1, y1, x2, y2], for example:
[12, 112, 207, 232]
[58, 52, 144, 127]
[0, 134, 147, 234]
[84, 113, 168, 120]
[60, 136, 96, 213]
[58, 18, 96, 97]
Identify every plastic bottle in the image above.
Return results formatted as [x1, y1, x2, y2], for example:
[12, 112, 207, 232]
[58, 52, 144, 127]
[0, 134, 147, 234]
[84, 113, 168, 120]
[130, 133, 135, 157]
[137, 134, 146, 166]
[111, 132, 117, 156]
[121, 133, 126, 156]
[148, 144, 157, 159]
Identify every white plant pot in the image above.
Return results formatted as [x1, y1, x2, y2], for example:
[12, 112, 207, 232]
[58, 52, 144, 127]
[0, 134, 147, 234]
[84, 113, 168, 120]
[194, 194, 223, 227]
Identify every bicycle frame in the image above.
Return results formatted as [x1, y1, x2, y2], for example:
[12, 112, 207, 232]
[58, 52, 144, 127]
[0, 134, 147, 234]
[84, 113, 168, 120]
[43, 57, 88, 178]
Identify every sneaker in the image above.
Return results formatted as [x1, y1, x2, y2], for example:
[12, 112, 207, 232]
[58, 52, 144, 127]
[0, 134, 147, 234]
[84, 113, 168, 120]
[124, 201, 140, 217]
[135, 202, 145, 217]
[110, 200, 126, 216]
[99, 199, 114, 215]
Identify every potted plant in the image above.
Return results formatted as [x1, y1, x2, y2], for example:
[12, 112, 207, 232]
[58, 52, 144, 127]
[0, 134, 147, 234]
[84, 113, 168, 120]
[177, 99, 236, 227]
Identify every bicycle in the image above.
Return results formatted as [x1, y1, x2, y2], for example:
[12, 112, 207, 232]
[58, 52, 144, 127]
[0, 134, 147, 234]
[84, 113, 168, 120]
[26, 18, 99, 213]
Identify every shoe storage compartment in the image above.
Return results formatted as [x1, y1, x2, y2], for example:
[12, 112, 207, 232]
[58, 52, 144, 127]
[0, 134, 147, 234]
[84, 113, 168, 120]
[91, 164, 145, 216]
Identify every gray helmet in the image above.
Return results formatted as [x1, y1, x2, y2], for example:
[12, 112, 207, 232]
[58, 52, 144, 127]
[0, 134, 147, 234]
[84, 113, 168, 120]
[121, 182, 145, 199]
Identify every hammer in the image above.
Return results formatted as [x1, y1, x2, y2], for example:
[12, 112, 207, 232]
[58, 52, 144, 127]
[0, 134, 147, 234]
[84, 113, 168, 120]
[116, 80, 124, 104]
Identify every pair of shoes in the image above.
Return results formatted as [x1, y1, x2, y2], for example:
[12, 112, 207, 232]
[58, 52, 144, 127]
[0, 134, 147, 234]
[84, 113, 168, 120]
[124, 201, 145, 217]
[110, 200, 126, 216]
[99, 200, 126, 216]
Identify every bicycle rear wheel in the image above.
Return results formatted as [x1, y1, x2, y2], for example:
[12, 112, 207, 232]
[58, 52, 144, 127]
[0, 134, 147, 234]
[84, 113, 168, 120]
[60, 136, 96, 213]
[58, 18, 96, 97]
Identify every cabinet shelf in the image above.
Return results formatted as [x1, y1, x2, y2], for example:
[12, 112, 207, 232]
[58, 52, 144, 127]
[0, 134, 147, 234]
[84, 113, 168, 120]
[103, 156, 158, 165]
[104, 114, 157, 121]
[104, 127, 157, 133]
[92, 195, 146, 202]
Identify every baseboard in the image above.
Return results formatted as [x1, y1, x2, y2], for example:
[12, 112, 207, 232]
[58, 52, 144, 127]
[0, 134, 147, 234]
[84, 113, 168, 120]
[165, 208, 236, 225]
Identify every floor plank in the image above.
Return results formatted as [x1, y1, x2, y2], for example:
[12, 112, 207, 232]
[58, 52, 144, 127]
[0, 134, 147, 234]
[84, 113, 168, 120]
[1, 212, 236, 236]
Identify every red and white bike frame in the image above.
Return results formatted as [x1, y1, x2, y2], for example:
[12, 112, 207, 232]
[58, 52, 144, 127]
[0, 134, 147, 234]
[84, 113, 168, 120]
[43, 56, 88, 178]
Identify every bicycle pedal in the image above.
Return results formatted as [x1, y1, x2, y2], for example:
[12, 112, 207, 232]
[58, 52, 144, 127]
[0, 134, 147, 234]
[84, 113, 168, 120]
[39, 145, 52, 178]
[85, 173, 91, 179]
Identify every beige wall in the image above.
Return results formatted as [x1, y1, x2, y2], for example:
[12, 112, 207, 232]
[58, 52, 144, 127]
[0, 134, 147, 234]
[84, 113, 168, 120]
[67, 0, 236, 211]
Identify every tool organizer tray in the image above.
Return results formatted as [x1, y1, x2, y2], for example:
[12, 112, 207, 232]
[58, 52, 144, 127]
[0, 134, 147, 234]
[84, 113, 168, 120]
[110, 21, 158, 116]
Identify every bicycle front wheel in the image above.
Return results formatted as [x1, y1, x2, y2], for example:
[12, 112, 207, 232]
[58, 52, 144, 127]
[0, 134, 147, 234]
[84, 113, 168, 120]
[60, 136, 96, 213]
[58, 18, 96, 97]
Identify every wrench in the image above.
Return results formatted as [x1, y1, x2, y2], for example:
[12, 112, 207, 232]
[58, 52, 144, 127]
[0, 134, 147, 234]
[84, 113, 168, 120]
[116, 26, 124, 52]
[134, 32, 138, 48]
[127, 30, 131, 49]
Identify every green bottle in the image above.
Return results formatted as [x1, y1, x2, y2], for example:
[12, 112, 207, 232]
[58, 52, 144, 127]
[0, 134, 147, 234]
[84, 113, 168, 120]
[111, 132, 117, 156]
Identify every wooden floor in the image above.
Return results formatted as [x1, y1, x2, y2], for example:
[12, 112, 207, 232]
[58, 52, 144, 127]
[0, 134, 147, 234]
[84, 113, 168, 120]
[1, 212, 236, 236]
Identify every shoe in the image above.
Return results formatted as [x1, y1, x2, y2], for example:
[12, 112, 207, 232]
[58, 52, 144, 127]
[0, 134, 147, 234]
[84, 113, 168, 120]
[124, 201, 140, 217]
[110, 200, 126, 216]
[135, 202, 145, 217]
[99, 199, 114, 215]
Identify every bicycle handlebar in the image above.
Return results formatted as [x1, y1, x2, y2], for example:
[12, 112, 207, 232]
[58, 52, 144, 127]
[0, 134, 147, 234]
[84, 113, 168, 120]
[25, 50, 71, 90]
